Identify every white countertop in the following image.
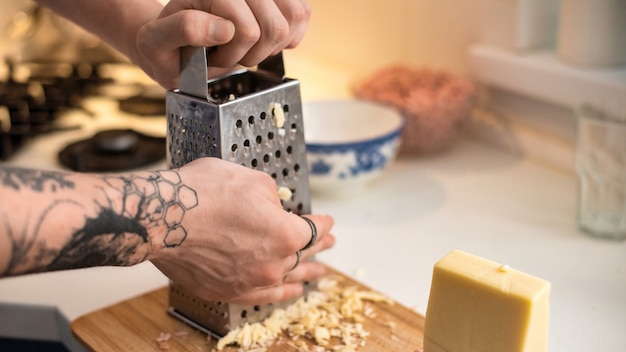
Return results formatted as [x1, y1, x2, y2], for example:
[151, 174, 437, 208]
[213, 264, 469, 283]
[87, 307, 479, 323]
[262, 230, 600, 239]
[1, 57, 625, 351]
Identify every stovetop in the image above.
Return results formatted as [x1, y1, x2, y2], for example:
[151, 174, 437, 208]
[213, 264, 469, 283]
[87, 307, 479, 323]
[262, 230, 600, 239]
[0, 59, 167, 171]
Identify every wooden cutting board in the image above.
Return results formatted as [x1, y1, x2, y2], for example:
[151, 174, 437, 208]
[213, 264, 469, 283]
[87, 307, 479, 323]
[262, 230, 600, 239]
[72, 265, 425, 351]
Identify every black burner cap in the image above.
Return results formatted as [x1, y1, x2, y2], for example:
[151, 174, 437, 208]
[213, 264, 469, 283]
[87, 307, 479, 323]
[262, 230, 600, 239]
[58, 129, 165, 172]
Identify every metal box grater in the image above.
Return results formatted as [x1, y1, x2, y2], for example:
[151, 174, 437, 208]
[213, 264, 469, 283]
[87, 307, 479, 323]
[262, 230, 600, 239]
[165, 47, 313, 338]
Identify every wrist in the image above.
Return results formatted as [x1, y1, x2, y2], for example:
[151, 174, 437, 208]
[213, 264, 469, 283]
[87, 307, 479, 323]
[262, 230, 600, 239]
[131, 169, 199, 261]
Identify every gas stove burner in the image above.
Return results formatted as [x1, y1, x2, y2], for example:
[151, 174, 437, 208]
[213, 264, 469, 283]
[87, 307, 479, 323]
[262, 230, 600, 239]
[0, 60, 112, 160]
[58, 129, 166, 172]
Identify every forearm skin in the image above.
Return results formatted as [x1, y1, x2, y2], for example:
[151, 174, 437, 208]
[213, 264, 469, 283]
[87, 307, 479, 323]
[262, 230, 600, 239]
[0, 167, 196, 277]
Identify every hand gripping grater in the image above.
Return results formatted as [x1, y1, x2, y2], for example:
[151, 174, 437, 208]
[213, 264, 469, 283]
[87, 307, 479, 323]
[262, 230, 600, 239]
[165, 47, 314, 338]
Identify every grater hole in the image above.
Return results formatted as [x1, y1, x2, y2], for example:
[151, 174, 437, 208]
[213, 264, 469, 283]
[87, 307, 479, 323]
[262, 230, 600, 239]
[263, 154, 270, 163]
[248, 115, 254, 124]
[271, 172, 277, 179]
[294, 163, 300, 172]
[297, 203, 304, 212]
[241, 310, 247, 319]
[275, 150, 281, 158]
[260, 111, 267, 120]
[251, 159, 258, 168]
[256, 135, 262, 144]
[282, 168, 289, 177]
[286, 146, 293, 154]
[244, 139, 250, 147]
[254, 305, 261, 311]
[283, 104, 289, 113]
[267, 132, 274, 140]
[236, 119, 243, 128]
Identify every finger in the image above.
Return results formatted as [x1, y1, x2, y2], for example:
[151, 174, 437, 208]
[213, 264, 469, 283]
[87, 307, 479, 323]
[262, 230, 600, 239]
[287, 250, 301, 272]
[277, 214, 334, 273]
[238, 0, 290, 66]
[136, 10, 235, 88]
[299, 231, 336, 262]
[272, 213, 333, 260]
[232, 261, 327, 305]
[229, 283, 305, 305]
[206, 0, 262, 67]
[297, 214, 334, 252]
[141, 11, 235, 51]
[283, 260, 326, 284]
[273, 0, 311, 50]
[159, 0, 260, 67]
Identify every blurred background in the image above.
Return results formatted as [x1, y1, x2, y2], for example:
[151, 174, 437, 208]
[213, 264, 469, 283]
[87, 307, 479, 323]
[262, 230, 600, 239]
[0, 1, 625, 351]
[291, 0, 625, 174]
[1, 0, 624, 172]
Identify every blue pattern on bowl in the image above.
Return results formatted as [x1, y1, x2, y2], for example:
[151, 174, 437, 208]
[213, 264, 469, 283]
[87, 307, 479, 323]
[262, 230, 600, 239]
[307, 128, 402, 179]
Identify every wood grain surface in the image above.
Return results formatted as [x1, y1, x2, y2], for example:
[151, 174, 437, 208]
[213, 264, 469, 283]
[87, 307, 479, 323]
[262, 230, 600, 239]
[72, 265, 425, 351]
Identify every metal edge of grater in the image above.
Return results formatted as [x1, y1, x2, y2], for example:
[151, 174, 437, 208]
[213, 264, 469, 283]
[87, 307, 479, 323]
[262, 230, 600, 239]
[164, 46, 315, 338]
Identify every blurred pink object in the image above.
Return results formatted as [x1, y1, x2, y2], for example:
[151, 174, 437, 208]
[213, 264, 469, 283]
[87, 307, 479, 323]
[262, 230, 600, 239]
[354, 65, 477, 155]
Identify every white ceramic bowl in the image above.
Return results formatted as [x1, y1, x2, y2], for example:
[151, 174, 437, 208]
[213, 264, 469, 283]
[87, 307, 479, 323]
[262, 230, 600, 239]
[303, 99, 405, 194]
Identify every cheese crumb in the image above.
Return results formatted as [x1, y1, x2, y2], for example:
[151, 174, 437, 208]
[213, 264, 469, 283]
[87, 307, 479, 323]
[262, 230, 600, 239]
[272, 102, 285, 128]
[277, 186, 292, 201]
[353, 268, 367, 279]
[156, 332, 171, 342]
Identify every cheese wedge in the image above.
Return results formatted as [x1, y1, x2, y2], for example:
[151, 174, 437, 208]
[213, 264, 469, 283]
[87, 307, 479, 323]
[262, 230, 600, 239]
[424, 250, 550, 352]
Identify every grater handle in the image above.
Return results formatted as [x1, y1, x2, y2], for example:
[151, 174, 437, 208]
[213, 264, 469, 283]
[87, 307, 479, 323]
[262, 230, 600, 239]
[179, 46, 209, 99]
[179, 47, 286, 99]
[257, 51, 285, 79]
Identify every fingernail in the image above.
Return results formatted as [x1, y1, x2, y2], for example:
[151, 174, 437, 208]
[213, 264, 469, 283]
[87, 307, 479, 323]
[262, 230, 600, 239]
[210, 19, 235, 42]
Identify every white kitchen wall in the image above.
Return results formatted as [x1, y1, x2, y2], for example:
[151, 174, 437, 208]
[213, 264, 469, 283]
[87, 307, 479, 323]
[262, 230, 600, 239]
[294, 0, 626, 173]
[297, 0, 482, 78]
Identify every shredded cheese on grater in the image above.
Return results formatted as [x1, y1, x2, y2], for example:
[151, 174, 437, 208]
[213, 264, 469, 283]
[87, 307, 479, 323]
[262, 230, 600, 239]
[271, 102, 286, 128]
[215, 277, 394, 351]
[277, 186, 292, 201]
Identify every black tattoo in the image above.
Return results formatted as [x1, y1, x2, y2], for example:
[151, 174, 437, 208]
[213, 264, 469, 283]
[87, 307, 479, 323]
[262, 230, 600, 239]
[1, 167, 198, 275]
[0, 167, 74, 191]
[47, 172, 199, 271]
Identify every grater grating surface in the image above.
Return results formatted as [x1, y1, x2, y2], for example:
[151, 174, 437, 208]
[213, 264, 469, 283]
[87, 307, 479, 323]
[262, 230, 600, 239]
[165, 48, 313, 337]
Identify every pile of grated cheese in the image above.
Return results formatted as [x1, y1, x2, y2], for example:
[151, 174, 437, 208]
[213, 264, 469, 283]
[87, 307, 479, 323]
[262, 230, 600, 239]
[215, 276, 394, 352]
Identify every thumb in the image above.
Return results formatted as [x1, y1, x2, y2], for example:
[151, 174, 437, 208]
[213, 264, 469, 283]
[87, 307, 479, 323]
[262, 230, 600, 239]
[136, 11, 234, 88]
[207, 17, 236, 44]
[155, 10, 235, 48]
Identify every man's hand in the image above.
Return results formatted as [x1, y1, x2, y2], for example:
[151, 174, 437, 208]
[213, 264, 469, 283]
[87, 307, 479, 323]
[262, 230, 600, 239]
[149, 158, 335, 305]
[136, 0, 311, 89]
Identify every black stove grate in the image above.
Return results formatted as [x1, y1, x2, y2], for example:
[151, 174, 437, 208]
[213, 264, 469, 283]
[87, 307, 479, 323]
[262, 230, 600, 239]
[0, 61, 109, 160]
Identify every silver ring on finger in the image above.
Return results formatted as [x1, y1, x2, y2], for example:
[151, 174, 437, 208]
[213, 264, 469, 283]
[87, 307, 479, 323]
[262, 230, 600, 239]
[290, 250, 301, 272]
[300, 216, 317, 251]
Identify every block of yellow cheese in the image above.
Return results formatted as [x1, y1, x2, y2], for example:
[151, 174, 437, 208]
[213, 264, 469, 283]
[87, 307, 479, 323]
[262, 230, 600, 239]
[424, 250, 550, 352]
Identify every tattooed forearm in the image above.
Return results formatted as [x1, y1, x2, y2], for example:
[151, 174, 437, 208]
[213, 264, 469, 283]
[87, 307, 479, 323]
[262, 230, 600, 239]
[0, 167, 74, 191]
[0, 167, 198, 276]
[47, 171, 198, 271]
